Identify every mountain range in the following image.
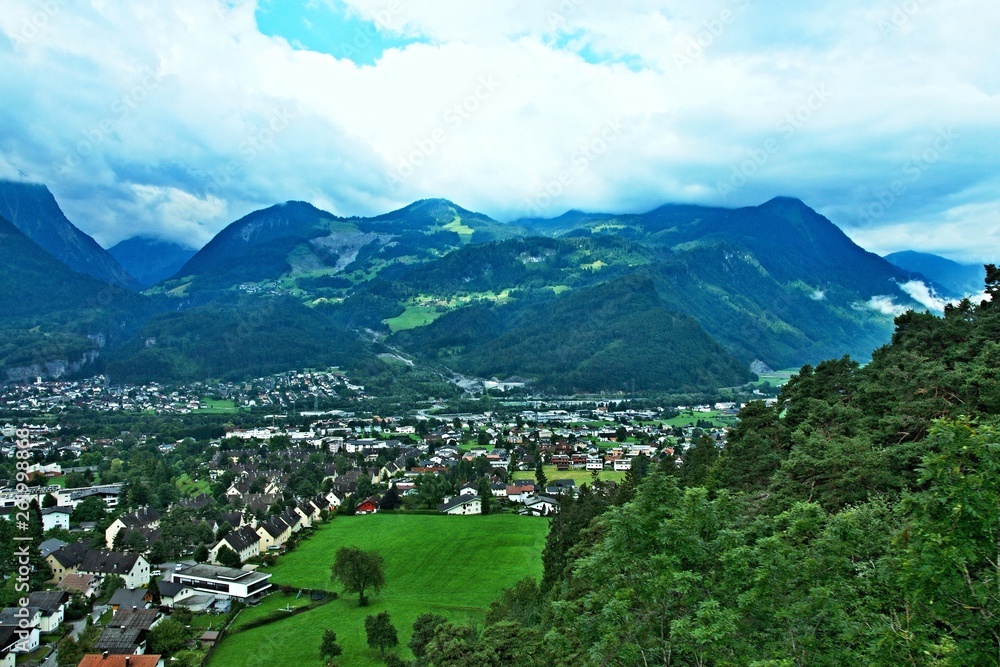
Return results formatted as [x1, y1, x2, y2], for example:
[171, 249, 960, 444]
[0, 178, 984, 392]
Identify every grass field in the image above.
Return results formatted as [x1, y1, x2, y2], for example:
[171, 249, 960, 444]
[659, 410, 738, 428]
[208, 514, 548, 667]
[175, 473, 212, 496]
[512, 465, 626, 485]
[199, 398, 241, 414]
[384, 305, 447, 332]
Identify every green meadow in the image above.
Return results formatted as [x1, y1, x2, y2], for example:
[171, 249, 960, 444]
[207, 514, 548, 667]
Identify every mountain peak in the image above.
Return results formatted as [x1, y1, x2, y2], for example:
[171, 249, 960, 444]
[0, 179, 137, 289]
[758, 196, 812, 211]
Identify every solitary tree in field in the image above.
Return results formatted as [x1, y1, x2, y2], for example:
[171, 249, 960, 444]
[331, 546, 386, 607]
[364, 611, 398, 657]
[320, 629, 342, 665]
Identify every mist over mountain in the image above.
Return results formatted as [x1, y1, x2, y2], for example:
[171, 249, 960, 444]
[0, 180, 137, 289]
[884, 250, 986, 298]
[108, 236, 199, 288]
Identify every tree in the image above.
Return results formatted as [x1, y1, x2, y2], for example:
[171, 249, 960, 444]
[534, 460, 547, 490]
[320, 629, 342, 665]
[100, 574, 125, 599]
[194, 543, 211, 564]
[332, 546, 386, 606]
[149, 539, 168, 566]
[365, 611, 398, 657]
[56, 636, 83, 667]
[216, 545, 241, 568]
[409, 613, 448, 661]
[42, 492, 59, 508]
[147, 617, 188, 654]
[381, 484, 401, 511]
[70, 496, 107, 523]
[478, 477, 494, 516]
[146, 577, 161, 605]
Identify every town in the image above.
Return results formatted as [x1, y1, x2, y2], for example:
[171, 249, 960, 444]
[0, 370, 757, 666]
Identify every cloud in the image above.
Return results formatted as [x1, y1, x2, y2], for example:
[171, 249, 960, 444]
[898, 280, 948, 312]
[0, 0, 997, 260]
[866, 295, 907, 317]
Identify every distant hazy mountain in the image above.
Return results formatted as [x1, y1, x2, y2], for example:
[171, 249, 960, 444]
[884, 250, 985, 298]
[0, 180, 137, 289]
[108, 236, 198, 288]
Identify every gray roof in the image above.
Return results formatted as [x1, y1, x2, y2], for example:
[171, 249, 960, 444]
[27, 590, 67, 613]
[108, 587, 147, 609]
[156, 580, 187, 598]
[93, 626, 143, 653]
[438, 496, 481, 512]
[39, 538, 68, 559]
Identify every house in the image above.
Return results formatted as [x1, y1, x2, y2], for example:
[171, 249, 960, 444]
[0, 626, 18, 667]
[41, 506, 72, 531]
[586, 456, 605, 471]
[27, 591, 68, 632]
[255, 517, 291, 552]
[457, 482, 479, 497]
[155, 580, 197, 609]
[108, 588, 149, 614]
[77, 655, 164, 667]
[93, 608, 162, 655]
[545, 479, 576, 497]
[47, 541, 90, 583]
[172, 564, 271, 603]
[278, 508, 303, 534]
[438, 496, 482, 516]
[59, 573, 100, 599]
[79, 551, 151, 589]
[522, 495, 560, 516]
[355, 496, 380, 515]
[106, 507, 161, 549]
[0, 607, 40, 654]
[210, 525, 261, 565]
[505, 483, 535, 504]
[92, 627, 145, 655]
[613, 458, 632, 472]
[39, 537, 68, 559]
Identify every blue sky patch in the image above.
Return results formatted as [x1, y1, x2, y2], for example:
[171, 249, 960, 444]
[255, 0, 425, 66]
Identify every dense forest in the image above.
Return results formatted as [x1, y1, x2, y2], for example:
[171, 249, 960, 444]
[410, 268, 1000, 666]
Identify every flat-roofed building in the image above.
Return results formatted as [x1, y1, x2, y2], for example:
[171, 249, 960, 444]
[172, 564, 271, 603]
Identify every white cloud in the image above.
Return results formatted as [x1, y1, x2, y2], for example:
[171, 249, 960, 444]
[0, 0, 997, 259]
[866, 295, 907, 317]
[898, 280, 948, 312]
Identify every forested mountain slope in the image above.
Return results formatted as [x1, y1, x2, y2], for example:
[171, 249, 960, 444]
[424, 269, 1000, 666]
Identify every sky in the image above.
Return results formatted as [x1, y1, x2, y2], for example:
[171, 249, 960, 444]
[0, 0, 998, 263]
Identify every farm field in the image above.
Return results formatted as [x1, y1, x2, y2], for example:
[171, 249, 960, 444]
[512, 465, 626, 485]
[208, 513, 548, 667]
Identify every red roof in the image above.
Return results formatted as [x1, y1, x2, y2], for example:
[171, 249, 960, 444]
[77, 655, 162, 667]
